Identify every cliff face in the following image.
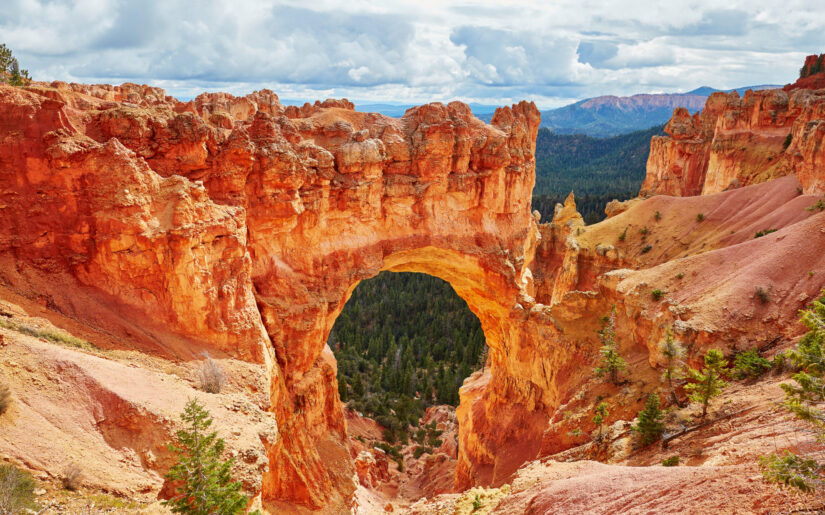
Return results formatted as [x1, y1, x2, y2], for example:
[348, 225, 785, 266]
[642, 79, 825, 197]
[3, 66, 825, 513]
[0, 81, 573, 509]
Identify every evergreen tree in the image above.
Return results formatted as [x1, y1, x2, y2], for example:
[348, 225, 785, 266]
[592, 401, 609, 440]
[594, 307, 626, 385]
[685, 349, 729, 418]
[659, 330, 687, 407]
[163, 399, 250, 515]
[760, 293, 825, 493]
[631, 393, 665, 445]
[0, 44, 30, 87]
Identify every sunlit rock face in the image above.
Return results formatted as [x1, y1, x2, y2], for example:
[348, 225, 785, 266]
[0, 81, 577, 509]
[642, 72, 825, 198]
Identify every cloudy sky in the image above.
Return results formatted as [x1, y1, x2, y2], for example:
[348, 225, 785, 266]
[1, 0, 821, 108]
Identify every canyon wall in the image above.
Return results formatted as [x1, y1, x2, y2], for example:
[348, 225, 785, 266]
[3, 56, 825, 512]
[0, 81, 588, 510]
[642, 57, 825, 198]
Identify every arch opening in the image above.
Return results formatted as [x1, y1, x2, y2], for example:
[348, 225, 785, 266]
[332, 270, 486, 441]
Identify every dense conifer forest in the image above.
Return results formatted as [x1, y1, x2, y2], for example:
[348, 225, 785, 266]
[332, 125, 661, 442]
[532, 125, 664, 223]
[331, 272, 485, 443]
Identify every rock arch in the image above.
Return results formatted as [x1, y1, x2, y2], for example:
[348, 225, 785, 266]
[0, 83, 586, 511]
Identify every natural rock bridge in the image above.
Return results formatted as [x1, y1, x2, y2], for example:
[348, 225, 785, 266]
[0, 82, 607, 510]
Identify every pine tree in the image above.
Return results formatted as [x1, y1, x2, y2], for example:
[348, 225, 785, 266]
[592, 401, 609, 440]
[594, 308, 626, 385]
[659, 330, 686, 407]
[685, 349, 729, 418]
[631, 393, 665, 445]
[760, 293, 825, 493]
[0, 44, 30, 87]
[163, 399, 250, 514]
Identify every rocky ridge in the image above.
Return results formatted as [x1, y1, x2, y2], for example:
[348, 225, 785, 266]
[0, 61, 824, 513]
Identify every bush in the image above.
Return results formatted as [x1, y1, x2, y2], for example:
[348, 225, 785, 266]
[807, 197, 825, 212]
[472, 494, 482, 511]
[641, 244, 652, 254]
[654, 211, 661, 222]
[0, 382, 10, 416]
[754, 228, 778, 238]
[618, 226, 628, 242]
[760, 451, 821, 492]
[696, 213, 705, 222]
[755, 287, 770, 304]
[163, 399, 249, 514]
[759, 293, 825, 494]
[413, 446, 433, 459]
[199, 355, 226, 394]
[783, 132, 793, 150]
[631, 393, 665, 445]
[676, 272, 685, 279]
[62, 462, 83, 491]
[651, 289, 664, 301]
[662, 456, 680, 467]
[592, 401, 609, 440]
[733, 350, 772, 380]
[0, 464, 37, 514]
[639, 227, 649, 237]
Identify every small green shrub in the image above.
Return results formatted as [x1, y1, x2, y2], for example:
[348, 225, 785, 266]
[696, 213, 705, 222]
[783, 132, 793, 150]
[662, 456, 680, 467]
[651, 289, 664, 301]
[755, 287, 770, 304]
[754, 228, 778, 238]
[413, 446, 433, 459]
[0, 318, 92, 350]
[640, 227, 649, 237]
[807, 197, 825, 212]
[592, 401, 609, 440]
[0, 464, 38, 514]
[472, 494, 482, 511]
[760, 451, 821, 492]
[676, 272, 685, 279]
[641, 245, 652, 254]
[733, 350, 772, 380]
[618, 226, 628, 242]
[654, 211, 661, 221]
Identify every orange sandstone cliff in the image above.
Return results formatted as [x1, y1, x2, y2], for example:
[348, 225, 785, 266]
[642, 55, 825, 198]
[0, 81, 568, 510]
[2, 56, 825, 513]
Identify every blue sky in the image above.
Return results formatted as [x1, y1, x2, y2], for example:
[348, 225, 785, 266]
[1, 0, 821, 108]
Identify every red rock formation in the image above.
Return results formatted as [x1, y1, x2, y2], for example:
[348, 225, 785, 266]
[3, 61, 825, 513]
[643, 57, 825, 198]
[0, 81, 560, 509]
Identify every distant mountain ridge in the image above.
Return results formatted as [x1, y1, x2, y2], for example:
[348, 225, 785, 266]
[541, 85, 780, 137]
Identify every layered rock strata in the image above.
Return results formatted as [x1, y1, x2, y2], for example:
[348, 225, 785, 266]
[642, 78, 825, 197]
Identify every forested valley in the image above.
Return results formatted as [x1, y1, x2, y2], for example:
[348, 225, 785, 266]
[332, 125, 662, 444]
